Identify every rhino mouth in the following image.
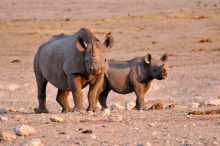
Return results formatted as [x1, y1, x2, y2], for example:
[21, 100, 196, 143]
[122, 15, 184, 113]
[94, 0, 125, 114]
[88, 67, 103, 75]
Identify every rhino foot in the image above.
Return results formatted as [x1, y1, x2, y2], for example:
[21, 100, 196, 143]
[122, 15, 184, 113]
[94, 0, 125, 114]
[72, 106, 84, 112]
[133, 105, 148, 111]
[101, 106, 108, 111]
[87, 106, 100, 112]
[61, 106, 71, 113]
[34, 107, 49, 114]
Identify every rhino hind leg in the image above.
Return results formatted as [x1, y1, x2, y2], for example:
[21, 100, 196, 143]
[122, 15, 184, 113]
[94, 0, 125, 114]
[35, 75, 49, 113]
[56, 89, 71, 113]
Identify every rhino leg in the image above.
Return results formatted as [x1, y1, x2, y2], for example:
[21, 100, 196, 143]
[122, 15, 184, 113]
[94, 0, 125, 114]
[68, 75, 84, 112]
[98, 88, 110, 111]
[134, 86, 147, 110]
[56, 89, 71, 113]
[35, 74, 49, 113]
[87, 74, 104, 112]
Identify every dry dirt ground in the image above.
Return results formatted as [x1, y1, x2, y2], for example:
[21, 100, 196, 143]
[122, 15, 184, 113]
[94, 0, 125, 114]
[0, 0, 220, 145]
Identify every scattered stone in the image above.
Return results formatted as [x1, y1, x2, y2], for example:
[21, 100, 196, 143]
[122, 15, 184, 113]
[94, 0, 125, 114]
[90, 134, 96, 139]
[11, 59, 21, 63]
[49, 116, 64, 122]
[199, 38, 212, 43]
[125, 101, 136, 110]
[66, 135, 70, 139]
[101, 108, 111, 116]
[190, 102, 199, 109]
[0, 108, 7, 114]
[199, 99, 220, 107]
[110, 103, 125, 110]
[148, 103, 163, 110]
[65, 17, 71, 21]
[0, 130, 17, 142]
[193, 96, 202, 102]
[75, 140, 83, 145]
[109, 115, 123, 122]
[82, 130, 93, 134]
[7, 84, 19, 91]
[0, 116, 8, 121]
[197, 15, 208, 19]
[213, 141, 219, 146]
[8, 107, 17, 112]
[21, 138, 43, 146]
[146, 142, 152, 146]
[152, 131, 157, 136]
[148, 123, 155, 127]
[188, 109, 220, 115]
[168, 104, 175, 109]
[14, 124, 37, 136]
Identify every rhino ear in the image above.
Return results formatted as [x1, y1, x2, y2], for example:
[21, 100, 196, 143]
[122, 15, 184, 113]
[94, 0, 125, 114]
[144, 53, 151, 64]
[161, 53, 168, 62]
[76, 36, 88, 51]
[104, 32, 114, 48]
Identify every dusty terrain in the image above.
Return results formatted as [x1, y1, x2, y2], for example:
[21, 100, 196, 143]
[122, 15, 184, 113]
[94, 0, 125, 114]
[0, 0, 220, 145]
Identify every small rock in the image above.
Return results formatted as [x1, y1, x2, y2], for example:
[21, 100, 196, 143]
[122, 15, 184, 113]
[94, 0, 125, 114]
[11, 59, 21, 63]
[109, 115, 123, 122]
[49, 116, 64, 122]
[199, 99, 220, 107]
[102, 108, 111, 116]
[82, 130, 93, 134]
[0, 116, 8, 121]
[90, 134, 96, 139]
[125, 101, 135, 110]
[152, 131, 157, 136]
[7, 84, 19, 91]
[110, 103, 125, 111]
[14, 124, 37, 136]
[21, 138, 43, 146]
[148, 123, 155, 127]
[8, 107, 17, 112]
[148, 103, 163, 110]
[146, 142, 152, 146]
[0, 130, 17, 142]
[213, 141, 219, 146]
[193, 96, 202, 102]
[75, 140, 83, 145]
[190, 102, 199, 109]
[66, 135, 70, 139]
[0, 107, 7, 114]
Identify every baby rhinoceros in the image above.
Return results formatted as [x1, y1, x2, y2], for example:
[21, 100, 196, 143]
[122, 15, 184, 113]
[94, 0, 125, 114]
[98, 53, 168, 110]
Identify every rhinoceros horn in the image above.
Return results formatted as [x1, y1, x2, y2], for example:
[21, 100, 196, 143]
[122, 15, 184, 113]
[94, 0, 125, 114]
[77, 28, 96, 44]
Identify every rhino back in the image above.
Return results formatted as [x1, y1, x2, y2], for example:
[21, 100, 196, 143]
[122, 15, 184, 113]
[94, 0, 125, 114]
[36, 36, 86, 90]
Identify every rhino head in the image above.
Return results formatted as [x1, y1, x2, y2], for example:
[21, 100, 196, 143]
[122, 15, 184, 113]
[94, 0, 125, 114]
[77, 28, 114, 75]
[144, 53, 168, 80]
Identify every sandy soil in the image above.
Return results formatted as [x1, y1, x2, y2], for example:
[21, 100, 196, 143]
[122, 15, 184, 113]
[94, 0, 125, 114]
[0, 0, 220, 145]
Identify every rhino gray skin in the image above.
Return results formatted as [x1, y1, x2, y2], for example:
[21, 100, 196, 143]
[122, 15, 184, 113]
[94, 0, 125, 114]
[97, 53, 168, 110]
[33, 28, 114, 113]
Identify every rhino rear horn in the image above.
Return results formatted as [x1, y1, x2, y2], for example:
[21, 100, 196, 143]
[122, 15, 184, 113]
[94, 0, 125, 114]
[104, 32, 114, 48]
[144, 53, 151, 64]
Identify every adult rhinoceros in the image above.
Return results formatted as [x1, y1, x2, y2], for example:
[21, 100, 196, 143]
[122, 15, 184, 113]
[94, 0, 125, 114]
[33, 28, 114, 113]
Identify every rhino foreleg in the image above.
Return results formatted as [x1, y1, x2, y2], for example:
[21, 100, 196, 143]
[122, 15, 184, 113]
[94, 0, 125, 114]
[56, 89, 70, 113]
[68, 75, 84, 112]
[87, 74, 104, 112]
[134, 85, 147, 110]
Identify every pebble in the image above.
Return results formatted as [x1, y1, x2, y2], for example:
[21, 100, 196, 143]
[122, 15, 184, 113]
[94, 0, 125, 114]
[111, 103, 125, 111]
[90, 134, 96, 139]
[190, 102, 199, 109]
[212, 141, 219, 146]
[8, 107, 17, 112]
[20, 138, 43, 146]
[7, 84, 19, 91]
[0, 130, 17, 142]
[125, 101, 135, 110]
[102, 108, 111, 116]
[14, 124, 37, 136]
[148, 123, 155, 127]
[49, 116, 64, 122]
[199, 99, 220, 107]
[146, 142, 152, 146]
[0, 107, 7, 114]
[0, 116, 8, 121]
[110, 115, 123, 122]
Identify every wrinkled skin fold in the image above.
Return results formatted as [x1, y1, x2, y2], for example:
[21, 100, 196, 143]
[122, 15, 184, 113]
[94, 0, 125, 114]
[33, 28, 114, 113]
